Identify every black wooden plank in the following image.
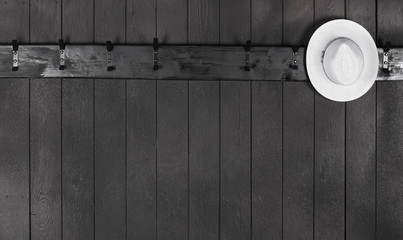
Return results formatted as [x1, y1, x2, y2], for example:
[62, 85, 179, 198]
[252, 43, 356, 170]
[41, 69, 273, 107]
[126, 80, 157, 240]
[251, 0, 282, 45]
[0, 0, 29, 43]
[345, 87, 376, 240]
[346, 0, 376, 39]
[220, 0, 250, 44]
[94, 79, 126, 240]
[283, 82, 314, 240]
[94, 0, 126, 43]
[283, 0, 314, 46]
[314, 0, 345, 29]
[188, 0, 219, 44]
[251, 81, 282, 239]
[314, 93, 345, 240]
[220, 81, 251, 240]
[0, 79, 29, 240]
[377, 0, 403, 45]
[377, 81, 403, 239]
[157, 0, 187, 44]
[157, 80, 188, 240]
[189, 81, 219, 240]
[63, 0, 94, 43]
[62, 79, 94, 240]
[127, 0, 156, 43]
[345, 2, 376, 239]
[30, 79, 62, 240]
[30, 0, 61, 43]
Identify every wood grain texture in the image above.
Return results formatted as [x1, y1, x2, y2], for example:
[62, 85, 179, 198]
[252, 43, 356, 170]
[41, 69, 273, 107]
[283, 82, 314, 240]
[30, 79, 62, 240]
[346, 87, 376, 240]
[127, 80, 157, 240]
[30, 0, 61, 43]
[251, 0, 282, 45]
[0, 45, 309, 81]
[377, 0, 403, 45]
[314, 93, 345, 240]
[377, 81, 403, 239]
[126, 0, 156, 43]
[63, 0, 94, 43]
[94, 0, 125, 43]
[94, 79, 126, 240]
[220, 0, 250, 44]
[0, 79, 29, 240]
[189, 81, 219, 240]
[0, 0, 29, 43]
[314, 0, 345, 29]
[157, 0, 187, 44]
[157, 81, 188, 240]
[346, 0, 376, 39]
[188, 0, 219, 44]
[220, 81, 251, 240]
[251, 81, 282, 240]
[283, 0, 314, 46]
[62, 79, 94, 240]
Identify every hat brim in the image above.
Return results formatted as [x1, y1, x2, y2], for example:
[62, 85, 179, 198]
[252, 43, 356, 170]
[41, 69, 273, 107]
[306, 19, 379, 102]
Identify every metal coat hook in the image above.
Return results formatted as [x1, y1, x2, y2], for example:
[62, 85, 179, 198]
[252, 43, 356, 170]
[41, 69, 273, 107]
[290, 47, 299, 70]
[153, 37, 159, 70]
[382, 41, 391, 73]
[106, 41, 115, 71]
[244, 40, 251, 71]
[59, 39, 66, 70]
[12, 40, 18, 71]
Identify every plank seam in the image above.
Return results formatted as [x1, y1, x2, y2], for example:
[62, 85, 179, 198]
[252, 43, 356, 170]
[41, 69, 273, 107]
[61, 79, 64, 240]
[281, 80, 284, 240]
[155, 80, 158, 240]
[313, 91, 316, 240]
[218, 80, 221, 240]
[375, 82, 378, 240]
[187, 80, 190, 240]
[29, 78, 32, 240]
[93, 78, 96, 240]
[125, 79, 128, 240]
[250, 81, 253, 240]
[344, 102, 347, 240]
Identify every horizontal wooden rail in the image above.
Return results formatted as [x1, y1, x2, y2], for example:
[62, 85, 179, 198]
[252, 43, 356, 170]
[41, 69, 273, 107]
[0, 45, 400, 80]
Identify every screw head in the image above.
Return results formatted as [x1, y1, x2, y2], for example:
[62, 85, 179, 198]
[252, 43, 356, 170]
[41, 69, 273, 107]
[384, 52, 388, 56]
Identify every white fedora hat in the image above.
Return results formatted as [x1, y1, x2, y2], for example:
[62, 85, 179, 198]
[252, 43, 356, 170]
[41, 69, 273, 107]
[306, 19, 379, 102]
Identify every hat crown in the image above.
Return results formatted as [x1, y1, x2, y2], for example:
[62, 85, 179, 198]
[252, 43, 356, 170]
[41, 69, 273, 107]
[323, 38, 364, 86]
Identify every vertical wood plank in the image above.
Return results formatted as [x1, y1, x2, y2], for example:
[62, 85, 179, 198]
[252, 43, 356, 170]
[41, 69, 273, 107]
[94, 0, 126, 43]
[0, 79, 29, 240]
[62, 79, 94, 240]
[283, 0, 314, 46]
[157, 0, 187, 44]
[346, 0, 376, 39]
[63, 0, 94, 42]
[251, 0, 282, 45]
[188, 0, 219, 44]
[30, 0, 61, 43]
[345, 2, 376, 240]
[283, 82, 314, 240]
[157, 81, 188, 240]
[345, 87, 376, 240]
[314, 93, 345, 240]
[189, 81, 219, 240]
[377, 82, 403, 239]
[251, 82, 282, 240]
[127, 0, 156, 43]
[31, 79, 62, 240]
[220, 0, 250, 44]
[220, 81, 251, 240]
[0, 0, 29, 43]
[377, 0, 403, 45]
[127, 80, 157, 240]
[314, 0, 345, 28]
[95, 79, 126, 240]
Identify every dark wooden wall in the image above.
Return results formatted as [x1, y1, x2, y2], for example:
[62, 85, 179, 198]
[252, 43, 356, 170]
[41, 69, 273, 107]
[0, 0, 403, 240]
